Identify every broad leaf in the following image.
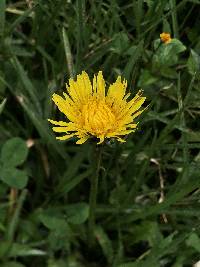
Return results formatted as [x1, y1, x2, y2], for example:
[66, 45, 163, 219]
[1, 137, 28, 167]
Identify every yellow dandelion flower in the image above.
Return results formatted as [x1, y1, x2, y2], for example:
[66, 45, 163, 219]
[160, 32, 172, 44]
[48, 71, 146, 144]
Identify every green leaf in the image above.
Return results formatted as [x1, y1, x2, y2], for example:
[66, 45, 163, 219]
[186, 233, 200, 252]
[7, 190, 28, 242]
[85, 41, 113, 69]
[48, 229, 70, 251]
[187, 49, 200, 75]
[109, 184, 128, 205]
[153, 38, 186, 68]
[0, 222, 5, 232]
[11, 45, 34, 57]
[0, 70, 6, 94]
[0, 0, 5, 36]
[8, 243, 46, 257]
[62, 27, 75, 78]
[1, 137, 28, 167]
[65, 203, 89, 224]
[0, 241, 46, 258]
[0, 262, 25, 267]
[56, 169, 92, 197]
[117, 262, 139, 267]
[138, 69, 158, 87]
[111, 32, 130, 54]
[0, 167, 28, 189]
[153, 39, 161, 50]
[160, 67, 178, 79]
[169, 39, 186, 54]
[18, 98, 67, 159]
[48, 259, 70, 267]
[123, 40, 144, 81]
[0, 98, 6, 115]
[8, 7, 35, 34]
[94, 226, 114, 264]
[38, 208, 71, 251]
[130, 221, 163, 246]
[10, 57, 42, 114]
[0, 241, 11, 258]
[39, 210, 68, 230]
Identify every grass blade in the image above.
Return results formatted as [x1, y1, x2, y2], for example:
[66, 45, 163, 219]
[62, 27, 75, 78]
[0, 0, 5, 37]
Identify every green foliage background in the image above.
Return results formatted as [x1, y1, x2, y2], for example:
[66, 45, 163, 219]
[0, 0, 200, 266]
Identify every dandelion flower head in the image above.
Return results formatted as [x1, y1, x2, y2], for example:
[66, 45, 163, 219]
[48, 71, 146, 144]
[160, 32, 172, 44]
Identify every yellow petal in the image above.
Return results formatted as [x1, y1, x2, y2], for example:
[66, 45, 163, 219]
[96, 71, 105, 98]
[56, 134, 75, 141]
[107, 76, 127, 101]
[128, 89, 143, 103]
[97, 135, 105, 144]
[67, 71, 92, 104]
[52, 126, 69, 132]
[128, 123, 138, 129]
[132, 107, 146, 119]
[48, 119, 69, 126]
[116, 130, 135, 135]
[93, 75, 97, 96]
[52, 93, 76, 122]
[123, 93, 131, 101]
[117, 137, 126, 143]
[76, 136, 89, 144]
[63, 92, 75, 105]
[68, 79, 81, 103]
[81, 71, 92, 97]
[129, 97, 146, 115]
[117, 93, 146, 121]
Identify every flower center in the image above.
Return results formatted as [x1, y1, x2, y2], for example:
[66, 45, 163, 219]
[80, 99, 116, 136]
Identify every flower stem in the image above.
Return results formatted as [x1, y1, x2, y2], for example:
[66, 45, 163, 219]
[88, 144, 102, 246]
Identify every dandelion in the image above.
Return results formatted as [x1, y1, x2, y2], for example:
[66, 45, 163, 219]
[48, 71, 146, 144]
[48, 71, 147, 244]
[160, 32, 172, 44]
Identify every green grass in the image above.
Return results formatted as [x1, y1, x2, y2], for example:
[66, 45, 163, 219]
[0, 0, 200, 266]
